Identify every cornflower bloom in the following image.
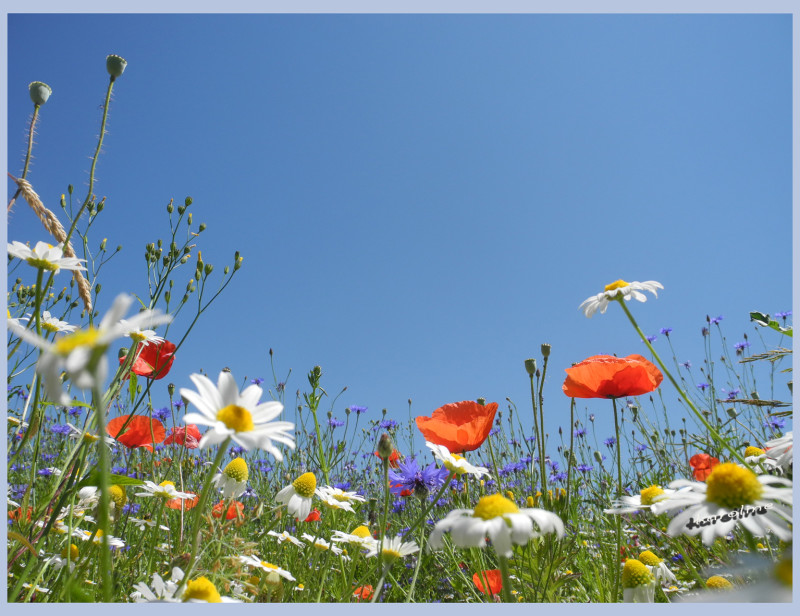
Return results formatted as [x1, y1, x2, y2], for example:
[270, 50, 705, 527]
[389, 458, 450, 498]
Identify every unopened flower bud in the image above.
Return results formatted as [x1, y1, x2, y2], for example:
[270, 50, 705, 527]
[204, 263, 213, 276]
[199, 223, 207, 232]
[524, 358, 537, 375]
[106, 54, 127, 78]
[476, 397, 486, 406]
[185, 196, 193, 207]
[541, 343, 551, 358]
[168, 383, 175, 397]
[377, 433, 394, 460]
[167, 200, 174, 214]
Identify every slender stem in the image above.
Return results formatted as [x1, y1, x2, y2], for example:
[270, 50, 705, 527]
[92, 377, 113, 602]
[8, 105, 40, 211]
[565, 397, 575, 513]
[612, 397, 622, 603]
[486, 435, 503, 494]
[617, 300, 747, 465]
[497, 555, 514, 603]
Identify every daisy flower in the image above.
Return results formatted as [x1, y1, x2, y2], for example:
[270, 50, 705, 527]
[651, 463, 793, 545]
[426, 441, 491, 477]
[744, 446, 781, 474]
[135, 480, 195, 501]
[118, 319, 165, 345]
[179, 370, 296, 456]
[7, 294, 171, 405]
[331, 525, 378, 549]
[8, 240, 86, 273]
[365, 535, 419, 564]
[604, 484, 675, 514]
[267, 530, 305, 547]
[275, 472, 317, 521]
[638, 550, 678, 586]
[213, 457, 248, 499]
[429, 493, 564, 558]
[73, 528, 125, 549]
[622, 558, 655, 603]
[300, 533, 344, 555]
[579, 279, 664, 318]
[316, 485, 365, 512]
[39, 311, 77, 334]
[132, 567, 184, 602]
[182, 576, 241, 603]
[764, 431, 792, 471]
[238, 555, 296, 581]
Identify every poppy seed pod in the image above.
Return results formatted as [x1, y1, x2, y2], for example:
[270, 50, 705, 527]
[106, 54, 127, 78]
[29, 81, 52, 105]
[377, 433, 394, 460]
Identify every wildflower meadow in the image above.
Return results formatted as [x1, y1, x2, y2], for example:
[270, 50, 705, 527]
[5, 33, 794, 605]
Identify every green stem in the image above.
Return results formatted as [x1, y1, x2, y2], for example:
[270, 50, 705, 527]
[8, 105, 39, 211]
[92, 378, 113, 602]
[497, 555, 514, 603]
[612, 397, 622, 603]
[617, 300, 747, 466]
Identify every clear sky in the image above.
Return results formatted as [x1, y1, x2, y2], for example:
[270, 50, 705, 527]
[6, 13, 793, 455]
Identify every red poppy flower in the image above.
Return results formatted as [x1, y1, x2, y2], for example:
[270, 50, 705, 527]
[8, 507, 33, 522]
[120, 340, 176, 380]
[689, 453, 720, 481]
[562, 355, 663, 399]
[106, 415, 166, 451]
[166, 492, 199, 511]
[164, 425, 202, 449]
[353, 585, 373, 601]
[415, 400, 498, 453]
[212, 500, 245, 520]
[304, 508, 321, 522]
[473, 570, 502, 595]
[374, 448, 401, 468]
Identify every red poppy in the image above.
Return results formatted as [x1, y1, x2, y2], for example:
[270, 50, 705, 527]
[473, 570, 502, 596]
[689, 453, 720, 481]
[164, 425, 202, 449]
[120, 340, 176, 380]
[353, 585, 373, 601]
[212, 500, 245, 520]
[374, 448, 401, 468]
[106, 415, 166, 451]
[8, 507, 33, 522]
[415, 400, 498, 453]
[562, 355, 663, 399]
[304, 508, 321, 522]
[166, 492, 199, 511]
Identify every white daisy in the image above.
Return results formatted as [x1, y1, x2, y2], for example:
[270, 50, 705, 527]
[604, 484, 676, 514]
[7, 294, 171, 405]
[429, 493, 564, 558]
[331, 525, 378, 550]
[275, 472, 316, 521]
[72, 528, 125, 549]
[744, 446, 782, 474]
[179, 370, 296, 456]
[651, 463, 793, 545]
[118, 319, 165, 345]
[267, 530, 305, 547]
[579, 279, 664, 318]
[637, 550, 678, 586]
[426, 441, 491, 477]
[764, 431, 792, 471]
[364, 535, 419, 563]
[8, 240, 86, 273]
[212, 457, 248, 499]
[238, 555, 296, 581]
[621, 559, 655, 603]
[316, 485, 364, 512]
[135, 480, 195, 501]
[300, 534, 344, 555]
[38, 311, 77, 334]
[132, 567, 184, 602]
[181, 576, 241, 603]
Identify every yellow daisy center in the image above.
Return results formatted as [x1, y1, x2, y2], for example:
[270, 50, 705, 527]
[61, 544, 79, 560]
[129, 331, 147, 343]
[526, 496, 536, 508]
[621, 559, 654, 588]
[54, 328, 101, 355]
[159, 480, 176, 489]
[183, 576, 222, 602]
[292, 472, 317, 498]
[352, 525, 372, 538]
[706, 576, 733, 590]
[639, 485, 665, 506]
[42, 321, 60, 334]
[638, 550, 663, 566]
[26, 254, 59, 271]
[472, 494, 519, 520]
[216, 404, 255, 432]
[332, 493, 350, 502]
[83, 433, 99, 443]
[705, 463, 763, 508]
[604, 279, 630, 292]
[382, 548, 402, 562]
[224, 457, 249, 482]
[109, 485, 127, 510]
[745, 446, 765, 457]
[260, 561, 278, 570]
[444, 453, 467, 474]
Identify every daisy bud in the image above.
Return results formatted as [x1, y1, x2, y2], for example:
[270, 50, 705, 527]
[185, 197, 193, 207]
[377, 433, 394, 460]
[204, 264, 213, 276]
[199, 223, 207, 232]
[541, 343, 551, 358]
[106, 54, 127, 79]
[187, 213, 193, 226]
[60, 194, 66, 208]
[29, 81, 52, 105]
[706, 576, 733, 590]
[167, 200, 174, 214]
[524, 358, 537, 375]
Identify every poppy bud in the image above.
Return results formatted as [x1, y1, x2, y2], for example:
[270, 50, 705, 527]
[377, 433, 394, 460]
[29, 81, 52, 105]
[594, 450, 604, 464]
[106, 54, 127, 78]
[541, 343, 551, 358]
[524, 358, 537, 375]
[168, 383, 175, 397]
[476, 397, 486, 406]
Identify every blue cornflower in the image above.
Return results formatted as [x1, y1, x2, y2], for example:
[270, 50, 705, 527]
[122, 503, 141, 515]
[379, 419, 398, 430]
[710, 315, 724, 324]
[389, 459, 449, 497]
[37, 468, 54, 477]
[672, 554, 684, 563]
[635, 444, 648, 452]
[645, 335, 657, 343]
[725, 389, 740, 400]
[68, 406, 82, 417]
[550, 472, 568, 483]
[391, 499, 406, 513]
[328, 417, 345, 428]
[112, 465, 128, 475]
[603, 437, 616, 448]
[334, 481, 352, 491]
[764, 417, 786, 431]
[172, 400, 184, 410]
[489, 427, 500, 437]
[681, 361, 692, 369]
[576, 464, 593, 473]
[41, 453, 57, 462]
[349, 405, 368, 415]
[573, 427, 587, 438]
[660, 327, 673, 336]
[697, 383, 710, 391]
[50, 424, 71, 435]
[152, 407, 170, 422]
[775, 310, 792, 320]
[251, 377, 264, 385]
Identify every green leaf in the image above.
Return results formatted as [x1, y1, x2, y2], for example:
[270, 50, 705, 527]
[749, 311, 792, 337]
[75, 467, 144, 488]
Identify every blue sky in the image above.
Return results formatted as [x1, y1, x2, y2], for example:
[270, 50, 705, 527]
[6, 14, 793, 456]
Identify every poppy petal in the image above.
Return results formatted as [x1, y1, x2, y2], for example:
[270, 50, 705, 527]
[106, 415, 166, 449]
